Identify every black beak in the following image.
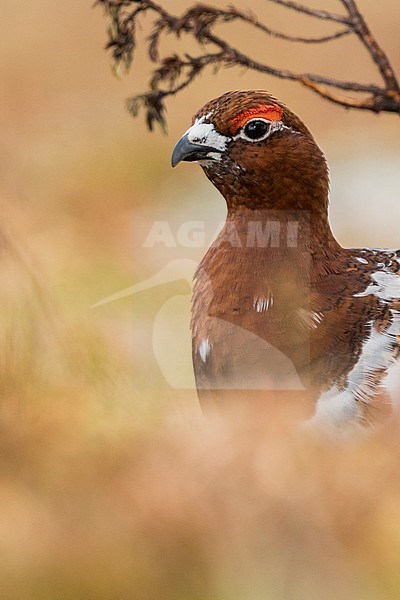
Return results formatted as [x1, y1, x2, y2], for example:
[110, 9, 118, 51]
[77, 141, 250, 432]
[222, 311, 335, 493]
[171, 133, 222, 167]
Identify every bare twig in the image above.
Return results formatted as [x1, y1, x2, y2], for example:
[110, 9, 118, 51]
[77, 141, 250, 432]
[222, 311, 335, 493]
[96, 0, 400, 130]
[188, 7, 353, 45]
[341, 0, 400, 95]
[204, 30, 381, 93]
[266, 0, 351, 24]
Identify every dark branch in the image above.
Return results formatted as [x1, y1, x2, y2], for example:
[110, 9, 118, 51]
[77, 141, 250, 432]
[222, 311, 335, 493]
[96, 0, 400, 130]
[340, 0, 400, 95]
[265, 0, 351, 24]
[204, 30, 381, 93]
[174, 6, 354, 45]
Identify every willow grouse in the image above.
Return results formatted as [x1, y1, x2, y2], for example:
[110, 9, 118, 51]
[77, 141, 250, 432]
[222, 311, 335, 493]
[171, 90, 400, 431]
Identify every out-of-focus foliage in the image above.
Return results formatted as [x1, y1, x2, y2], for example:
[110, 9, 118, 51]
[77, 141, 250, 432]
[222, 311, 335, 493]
[1, 372, 400, 599]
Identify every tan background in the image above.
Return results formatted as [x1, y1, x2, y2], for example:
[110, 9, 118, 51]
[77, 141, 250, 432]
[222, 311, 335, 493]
[0, 2, 400, 597]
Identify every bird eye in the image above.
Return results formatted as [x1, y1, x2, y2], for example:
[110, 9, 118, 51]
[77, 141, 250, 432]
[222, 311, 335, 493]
[243, 119, 270, 140]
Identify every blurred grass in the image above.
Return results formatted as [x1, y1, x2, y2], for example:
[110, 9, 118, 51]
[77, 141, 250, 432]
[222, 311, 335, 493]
[0, 1, 399, 597]
[1, 382, 400, 599]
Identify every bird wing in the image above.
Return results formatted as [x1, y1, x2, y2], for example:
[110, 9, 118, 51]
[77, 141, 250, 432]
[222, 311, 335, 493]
[310, 248, 400, 431]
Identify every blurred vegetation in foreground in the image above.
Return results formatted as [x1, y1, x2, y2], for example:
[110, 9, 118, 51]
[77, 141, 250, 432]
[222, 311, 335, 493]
[1, 1, 400, 597]
[0, 260, 400, 600]
[1, 214, 400, 600]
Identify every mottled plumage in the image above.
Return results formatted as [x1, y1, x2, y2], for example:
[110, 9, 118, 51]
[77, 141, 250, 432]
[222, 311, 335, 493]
[172, 90, 400, 431]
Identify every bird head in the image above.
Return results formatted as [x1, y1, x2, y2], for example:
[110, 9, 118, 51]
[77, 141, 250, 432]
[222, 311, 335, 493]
[172, 90, 329, 212]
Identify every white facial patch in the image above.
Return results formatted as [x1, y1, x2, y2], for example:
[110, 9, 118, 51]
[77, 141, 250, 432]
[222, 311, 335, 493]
[185, 116, 230, 157]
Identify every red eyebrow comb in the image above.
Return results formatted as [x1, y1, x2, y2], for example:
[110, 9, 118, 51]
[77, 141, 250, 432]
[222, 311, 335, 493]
[231, 104, 283, 133]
